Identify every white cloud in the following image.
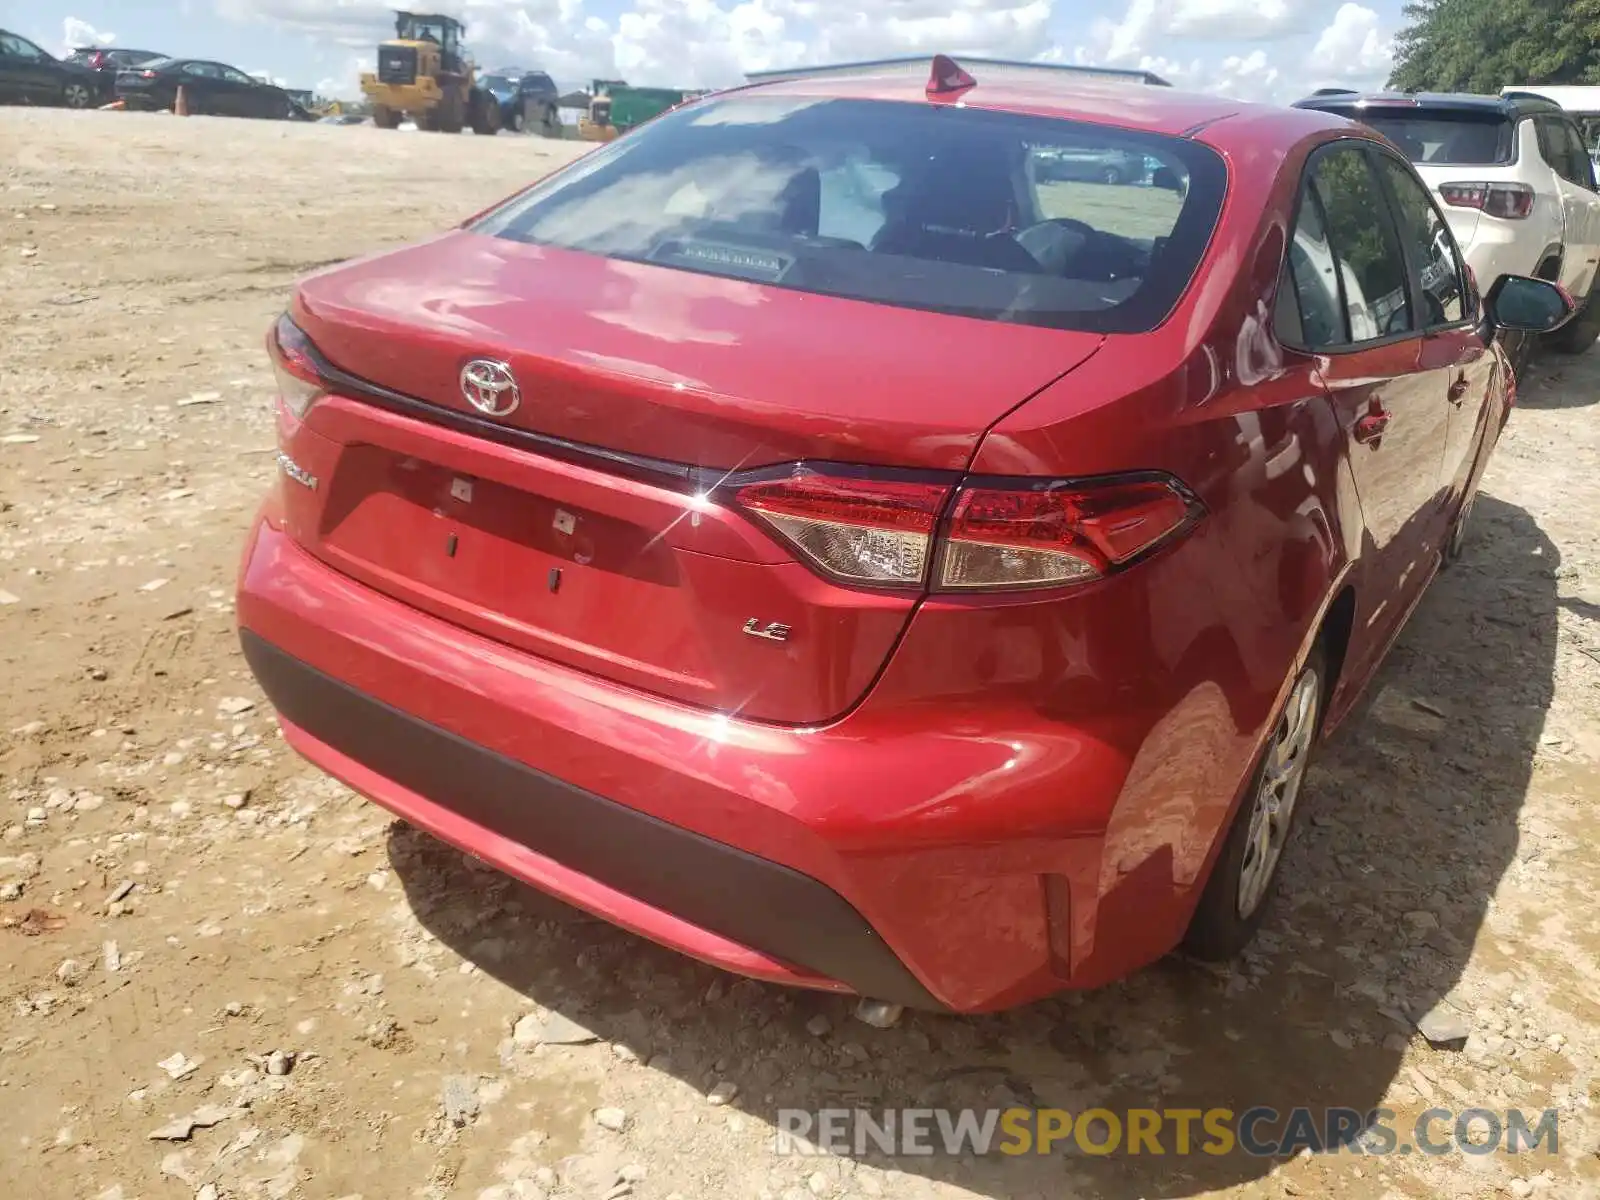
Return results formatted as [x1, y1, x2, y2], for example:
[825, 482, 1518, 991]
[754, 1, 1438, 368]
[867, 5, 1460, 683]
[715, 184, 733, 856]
[799, 0, 1053, 66]
[61, 16, 115, 54]
[315, 56, 375, 101]
[1306, 3, 1393, 88]
[1086, 0, 1315, 69]
[213, 0, 394, 48]
[1164, 0, 1316, 41]
[1208, 49, 1280, 100]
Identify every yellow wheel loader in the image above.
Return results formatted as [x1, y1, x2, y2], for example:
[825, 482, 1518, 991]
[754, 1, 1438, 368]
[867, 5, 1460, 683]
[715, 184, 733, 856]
[360, 11, 500, 134]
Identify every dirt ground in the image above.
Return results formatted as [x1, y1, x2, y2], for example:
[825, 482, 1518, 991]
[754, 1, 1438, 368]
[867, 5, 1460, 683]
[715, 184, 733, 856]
[2, 108, 1599, 1200]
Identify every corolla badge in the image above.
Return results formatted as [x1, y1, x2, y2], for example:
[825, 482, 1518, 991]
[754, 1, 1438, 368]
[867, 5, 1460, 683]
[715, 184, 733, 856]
[460, 359, 520, 417]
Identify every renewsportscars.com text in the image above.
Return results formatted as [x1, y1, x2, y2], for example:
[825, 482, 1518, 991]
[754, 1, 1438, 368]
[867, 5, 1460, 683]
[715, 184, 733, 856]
[774, 1106, 1561, 1158]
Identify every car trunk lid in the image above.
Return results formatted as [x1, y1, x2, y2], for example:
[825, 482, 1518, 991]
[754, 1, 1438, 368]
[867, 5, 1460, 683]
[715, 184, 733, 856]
[281, 234, 1104, 722]
[293, 231, 1100, 472]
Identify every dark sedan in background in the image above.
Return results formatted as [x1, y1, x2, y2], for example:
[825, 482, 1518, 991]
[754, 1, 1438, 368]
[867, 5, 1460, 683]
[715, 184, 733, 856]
[0, 28, 100, 108]
[117, 57, 299, 119]
[66, 46, 166, 101]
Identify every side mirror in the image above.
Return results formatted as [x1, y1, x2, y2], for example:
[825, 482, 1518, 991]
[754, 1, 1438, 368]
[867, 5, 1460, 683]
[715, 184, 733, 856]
[1484, 275, 1577, 333]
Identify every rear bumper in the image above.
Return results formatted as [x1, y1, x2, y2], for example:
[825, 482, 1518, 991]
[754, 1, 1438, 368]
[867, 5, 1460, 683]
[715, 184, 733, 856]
[242, 630, 937, 1007]
[237, 516, 1187, 1011]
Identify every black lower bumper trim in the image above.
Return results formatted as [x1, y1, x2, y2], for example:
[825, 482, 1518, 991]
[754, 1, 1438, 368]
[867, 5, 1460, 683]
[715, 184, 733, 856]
[240, 631, 940, 1009]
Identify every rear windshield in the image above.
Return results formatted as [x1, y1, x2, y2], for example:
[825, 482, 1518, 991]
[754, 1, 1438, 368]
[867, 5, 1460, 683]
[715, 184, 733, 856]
[473, 96, 1227, 333]
[1326, 109, 1515, 165]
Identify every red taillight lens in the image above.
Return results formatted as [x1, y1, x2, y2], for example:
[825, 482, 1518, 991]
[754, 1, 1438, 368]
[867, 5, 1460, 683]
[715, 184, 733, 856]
[1439, 182, 1534, 220]
[733, 471, 951, 586]
[731, 469, 1202, 592]
[267, 314, 327, 418]
[139, 69, 158, 79]
[938, 477, 1199, 590]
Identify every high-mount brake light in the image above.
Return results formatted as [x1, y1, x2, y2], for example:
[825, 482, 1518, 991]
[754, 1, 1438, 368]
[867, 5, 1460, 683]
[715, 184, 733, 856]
[267, 314, 327, 419]
[731, 469, 1203, 593]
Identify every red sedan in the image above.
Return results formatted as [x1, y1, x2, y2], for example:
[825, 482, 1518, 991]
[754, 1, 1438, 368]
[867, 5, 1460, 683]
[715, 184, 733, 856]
[237, 59, 1573, 1013]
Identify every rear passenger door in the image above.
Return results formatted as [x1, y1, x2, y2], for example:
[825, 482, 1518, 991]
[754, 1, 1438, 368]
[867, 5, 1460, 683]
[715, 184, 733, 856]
[178, 61, 226, 113]
[219, 65, 268, 117]
[1276, 141, 1453, 669]
[1369, 150, 1498, 511]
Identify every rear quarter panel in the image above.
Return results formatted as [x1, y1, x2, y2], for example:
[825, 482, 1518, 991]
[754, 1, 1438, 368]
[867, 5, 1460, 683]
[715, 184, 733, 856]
[962, 118, 1370, 968]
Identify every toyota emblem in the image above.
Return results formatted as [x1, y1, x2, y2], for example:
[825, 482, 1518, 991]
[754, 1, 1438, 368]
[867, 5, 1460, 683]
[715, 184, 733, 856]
[460, 359, 520, 417]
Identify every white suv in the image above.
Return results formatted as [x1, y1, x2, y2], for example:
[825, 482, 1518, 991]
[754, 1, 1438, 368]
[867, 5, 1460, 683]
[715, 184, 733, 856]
[1294, 90, 1600, 361]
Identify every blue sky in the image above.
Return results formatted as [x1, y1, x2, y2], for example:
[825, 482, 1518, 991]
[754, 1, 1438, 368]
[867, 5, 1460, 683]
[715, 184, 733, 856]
[0, 0, 1409, 100]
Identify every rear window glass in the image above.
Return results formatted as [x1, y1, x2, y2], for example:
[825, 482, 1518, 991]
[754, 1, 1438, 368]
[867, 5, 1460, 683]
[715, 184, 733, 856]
[473, 96, 1226, 333]
[1324, 109, 1515, 165]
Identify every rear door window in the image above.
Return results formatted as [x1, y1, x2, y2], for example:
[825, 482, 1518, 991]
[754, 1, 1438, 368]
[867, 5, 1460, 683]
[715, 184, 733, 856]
[1372, 152, 1471, 325]
[473, 95, 1227, 333]
[1, 33, 48, 61]
[1554, 120, 1596, 189]
[1275, 186, 1345, 349]
[1309, 145, 1413, 341]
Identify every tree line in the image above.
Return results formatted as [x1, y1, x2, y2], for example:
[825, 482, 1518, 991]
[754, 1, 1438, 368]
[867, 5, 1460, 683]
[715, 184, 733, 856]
[1389, 0, 1600, 92]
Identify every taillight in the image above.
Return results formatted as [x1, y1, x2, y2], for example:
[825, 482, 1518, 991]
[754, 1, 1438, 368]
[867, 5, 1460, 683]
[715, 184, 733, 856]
[267, 314, 327, 418]
[1439, 182, 1535, 220]
[139, 69, 158, 79]
[733, 471, 951, 586]
[729, 469, 1202, 593]
[938, 477, 1201, 590]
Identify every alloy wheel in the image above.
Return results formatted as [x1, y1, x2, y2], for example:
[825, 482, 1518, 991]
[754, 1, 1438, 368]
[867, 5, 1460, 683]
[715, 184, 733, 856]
[1236, 664, 1320, 917]
[64, 83, 92, 109]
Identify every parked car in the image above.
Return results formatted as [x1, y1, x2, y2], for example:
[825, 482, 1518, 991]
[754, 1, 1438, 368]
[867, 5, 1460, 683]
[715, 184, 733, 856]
[1033, 145, 1146, 184]
[481, 69, 559, 135]
[64, 46, 165, 102]
[239, 60, 1573, 1013]
[116, 57, 299, 119]
[0, 29, 99, 109]
[1294, 90, 1600, 365]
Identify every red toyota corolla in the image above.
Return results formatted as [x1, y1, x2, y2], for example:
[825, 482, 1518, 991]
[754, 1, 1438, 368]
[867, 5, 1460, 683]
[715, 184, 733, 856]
[237, 60, 1573, 1013]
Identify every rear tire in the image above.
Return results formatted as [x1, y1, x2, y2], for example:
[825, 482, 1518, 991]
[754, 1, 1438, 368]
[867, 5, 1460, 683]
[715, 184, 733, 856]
[1182, 646, 1325, 961]
[62, 81, 93, 109]
[468, 89, 499, 136]
[373, 105, 401, 130]
[506, 102, 524, 134]
[539, 104, 562, 138]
